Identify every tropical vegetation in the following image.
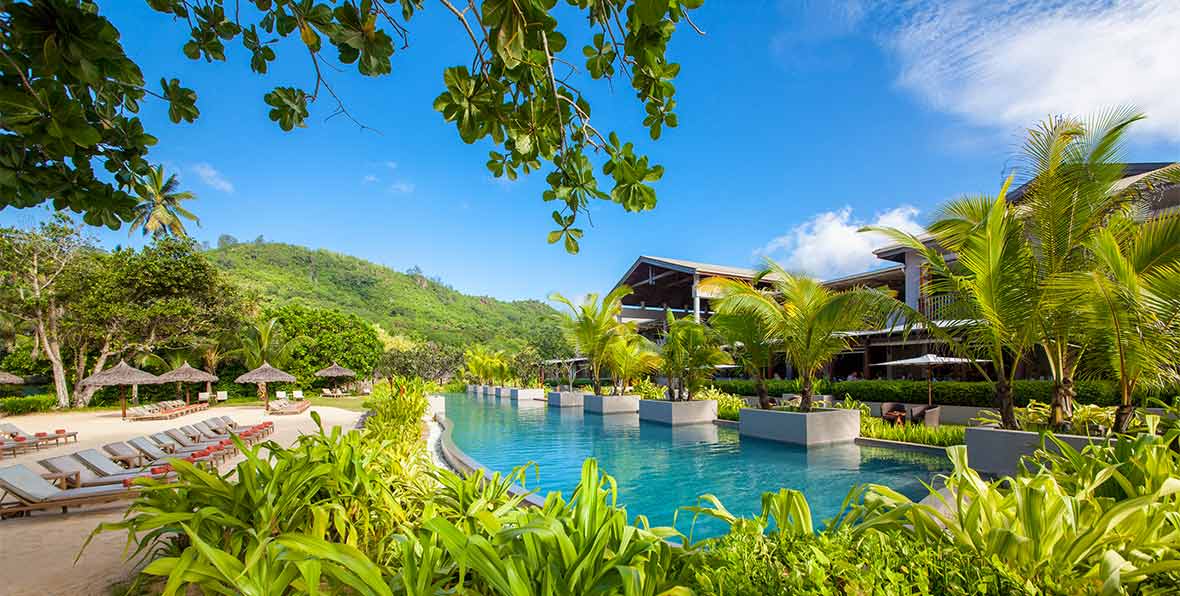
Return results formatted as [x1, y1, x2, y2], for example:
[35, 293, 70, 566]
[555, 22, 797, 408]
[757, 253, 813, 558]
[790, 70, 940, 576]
[868, 110, 1180, 430]
[659, 312, 732, 401]
[701, 262, 895, 411]
[550, 285, 634, 395]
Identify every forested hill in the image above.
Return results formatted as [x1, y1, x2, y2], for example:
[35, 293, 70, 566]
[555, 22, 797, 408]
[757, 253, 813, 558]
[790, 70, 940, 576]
[208, 242, 566, 350]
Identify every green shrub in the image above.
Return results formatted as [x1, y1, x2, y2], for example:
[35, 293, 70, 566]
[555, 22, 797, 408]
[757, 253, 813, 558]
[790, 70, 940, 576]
[691, 526, 1021, 595]
[632, 377, 666, 400]
[828, 379, 1123, 408]
[698, 386, 745, 420]
[0, 394, 56, 415]
[859, 417, 966, 447]
[712, 378, 831, 398]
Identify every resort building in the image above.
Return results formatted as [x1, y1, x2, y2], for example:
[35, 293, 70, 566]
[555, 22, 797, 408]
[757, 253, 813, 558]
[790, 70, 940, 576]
[613, 163, 1179, 381]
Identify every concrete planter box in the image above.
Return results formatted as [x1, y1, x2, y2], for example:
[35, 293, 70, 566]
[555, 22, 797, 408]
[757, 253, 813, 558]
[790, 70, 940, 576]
[783, 394, 833, 407]
[639, 399, 717, 426]
[495, 386, 514, 398]
[548, 391, 584, 408]
[481, 385, 492, 396]
[739, 407, 860, 446]
[585, 395, 640, 414]
[510, 388, 546, 401]
[965, 426, 1111, 477]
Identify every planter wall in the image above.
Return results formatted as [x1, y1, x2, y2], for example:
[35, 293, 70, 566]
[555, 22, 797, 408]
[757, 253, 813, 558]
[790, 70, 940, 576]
[548, 391, 584, 408]
[495, 386, 513, 398]
[481, 386, 492, 396]
[739, 407, 860, 446]
[585, 395, 640, 414]
[965, 426, 1111, 477]
[510, 388, 546, 401]
[638, 399, 717, 426]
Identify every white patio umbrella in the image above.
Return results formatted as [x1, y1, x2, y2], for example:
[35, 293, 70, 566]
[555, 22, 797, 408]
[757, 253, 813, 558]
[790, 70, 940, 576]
[871, 353, 989, 406]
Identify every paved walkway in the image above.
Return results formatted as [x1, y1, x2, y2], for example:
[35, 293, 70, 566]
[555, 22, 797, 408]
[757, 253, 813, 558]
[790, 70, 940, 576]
[0, 404, 362, 595]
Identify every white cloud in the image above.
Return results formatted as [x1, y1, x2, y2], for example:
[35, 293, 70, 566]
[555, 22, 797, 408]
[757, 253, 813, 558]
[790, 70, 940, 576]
[757, 206, 925, 279]
[389, 181, 415, 194]
[363, 174, 378, 183]
[385, 161, 399, 170]
[884, 0, 1180, 141]
[190, 163, 234, 193]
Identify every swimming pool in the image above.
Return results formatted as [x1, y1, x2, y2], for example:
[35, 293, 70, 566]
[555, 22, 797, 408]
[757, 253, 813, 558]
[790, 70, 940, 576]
[443, 394, 950, 537]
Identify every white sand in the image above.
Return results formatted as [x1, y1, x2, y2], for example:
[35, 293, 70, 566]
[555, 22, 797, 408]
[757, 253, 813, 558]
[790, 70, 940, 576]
[0, 404, 362, 595]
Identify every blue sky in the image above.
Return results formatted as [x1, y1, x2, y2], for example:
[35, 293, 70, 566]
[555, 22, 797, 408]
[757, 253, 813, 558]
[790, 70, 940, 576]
[3, 1, 1177, 303]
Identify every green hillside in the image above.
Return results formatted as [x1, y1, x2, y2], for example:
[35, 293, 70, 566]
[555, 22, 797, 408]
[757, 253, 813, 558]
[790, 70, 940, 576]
[209, 242, 567, 352]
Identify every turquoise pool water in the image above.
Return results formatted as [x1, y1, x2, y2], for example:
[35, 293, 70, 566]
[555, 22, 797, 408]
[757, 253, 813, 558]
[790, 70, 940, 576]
[444, 394, 950, 537]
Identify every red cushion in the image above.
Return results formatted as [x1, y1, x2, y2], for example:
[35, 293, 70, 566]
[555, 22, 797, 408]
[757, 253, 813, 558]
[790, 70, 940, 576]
[123, 478, 135, 487]
[150, 465, 170, 475]
[14, 436, 25, 442]
[35, 432, 47, 437]
[55, 429, 66, 434]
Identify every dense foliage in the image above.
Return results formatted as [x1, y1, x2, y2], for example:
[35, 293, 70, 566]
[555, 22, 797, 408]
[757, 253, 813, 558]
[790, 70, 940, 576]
[2, 0, 704, 251]
[268, 302, 383, 385]
[211, 242, 569, 353]
[0, 393, 55, 415]
[858, 417, 966, 447]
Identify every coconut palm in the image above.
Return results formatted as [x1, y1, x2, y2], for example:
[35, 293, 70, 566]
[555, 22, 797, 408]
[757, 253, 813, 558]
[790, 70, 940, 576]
[138, 349, 196, 400]
[198, 335, 233, 396]
[1004, 109, 1180, 426]
[866, 182, 1038, 428]
[129, 165, 200, 239]
[606, 331, 662, 395]
[701, 260, 897, 412]
[1046, 214, 1180, 432]
[710, 312, 775, 409]
[659, 312, 731, 401]
[550, 285, 632, 395]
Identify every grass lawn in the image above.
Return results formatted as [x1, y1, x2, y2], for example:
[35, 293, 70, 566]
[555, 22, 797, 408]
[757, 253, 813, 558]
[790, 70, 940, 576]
[306, 396, 369, 412]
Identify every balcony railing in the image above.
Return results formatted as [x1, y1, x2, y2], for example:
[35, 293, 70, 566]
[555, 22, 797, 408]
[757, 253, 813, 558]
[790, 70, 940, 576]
[919, 294, 958, 319]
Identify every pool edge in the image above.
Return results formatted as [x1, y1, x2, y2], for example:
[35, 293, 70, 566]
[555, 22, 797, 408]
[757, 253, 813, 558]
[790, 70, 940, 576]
[436, 413, 547, 508]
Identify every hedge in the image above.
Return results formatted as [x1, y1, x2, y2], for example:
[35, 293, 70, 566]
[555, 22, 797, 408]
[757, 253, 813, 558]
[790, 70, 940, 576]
[712, 379, 1179, 408]
[710, 379, 832, 399]
[0, 394, 56, 415]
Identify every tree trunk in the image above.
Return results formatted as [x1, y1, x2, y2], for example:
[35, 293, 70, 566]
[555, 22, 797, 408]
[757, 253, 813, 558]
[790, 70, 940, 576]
[799, 376, 813, 412]
[996, 378, 1019, 429]
[73, 347, 113, 407]
[1049, 375, 1075, 430]
[258, 381, 267, 400]
[755, 375, 771, 409]
[1112, 403, 1135, 434]
[36, 319, 69, 408]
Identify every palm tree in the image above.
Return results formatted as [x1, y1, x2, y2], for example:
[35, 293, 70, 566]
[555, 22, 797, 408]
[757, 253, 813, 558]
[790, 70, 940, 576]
[129, 165, 199, 239]
[1046, 214, 1180, 432]
[710, 312, 775, 409]
[606, 331, 662, 395]
[550, 285, 632, 395]
[234, 318, 307, 399]
[139, 349, 196, 400]
[866, 182, 1038, 428]
[700, 260, 896, 412]
[198, 335, 233, 396]
[659, 312, 731, 401]
[1007, 109, 1180, 426]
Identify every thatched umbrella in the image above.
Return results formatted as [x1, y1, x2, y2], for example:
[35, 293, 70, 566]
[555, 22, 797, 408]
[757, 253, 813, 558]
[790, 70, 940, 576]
[235, 362, 296, 409]
[80, 361, 162, 419]
[0, 370, 23, 385]
[158, 363, 219, 405]
[314, 362, 356, 393]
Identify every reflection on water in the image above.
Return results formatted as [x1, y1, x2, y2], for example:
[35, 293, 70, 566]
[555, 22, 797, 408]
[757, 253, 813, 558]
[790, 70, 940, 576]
[444, 393, 949, 537]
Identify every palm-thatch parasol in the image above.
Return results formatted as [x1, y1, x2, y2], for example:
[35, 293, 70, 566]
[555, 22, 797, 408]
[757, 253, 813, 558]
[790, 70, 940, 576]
[0, 370, 23, 385]
[235, 362, 296, 409]
[158, 362, 219, 405]
[81, 361, 162, 419]
[314, 362, 356, 393]
[871, 353, 990, 405]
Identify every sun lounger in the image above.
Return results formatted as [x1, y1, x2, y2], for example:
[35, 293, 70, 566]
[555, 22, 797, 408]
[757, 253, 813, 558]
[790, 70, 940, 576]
[198, 391, 211, 402]
[152, 433, 230, 466]
[0, 423, 78, 446]
[1, 438, 37, 458]
[267, 399, 310, 415]
[38, 454, 169, 487]
[126, 437, 211, 464]
[216, 391, 228, 403]
[1, 464, 135, 517]
[276, 391, 288, 400]
[292, 390, 304, 400]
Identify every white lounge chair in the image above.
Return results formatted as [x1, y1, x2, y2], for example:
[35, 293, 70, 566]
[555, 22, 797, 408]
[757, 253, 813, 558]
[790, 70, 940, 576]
[198, 392, 210, 402]
[276, 391, 288, 400]
[292, 390, 303, 400]
[216, 391, 228, 402]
